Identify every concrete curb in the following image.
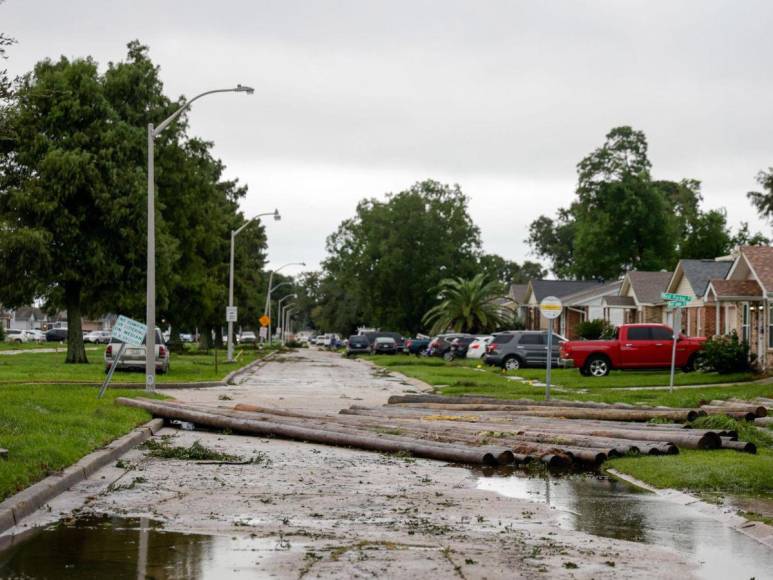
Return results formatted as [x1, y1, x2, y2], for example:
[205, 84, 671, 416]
[223, 350, 278, 385]
[0, 417, 164, 535]
[606, 468, 773, 549]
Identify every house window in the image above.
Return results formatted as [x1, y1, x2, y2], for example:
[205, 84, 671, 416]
[742, 303, 750, 343]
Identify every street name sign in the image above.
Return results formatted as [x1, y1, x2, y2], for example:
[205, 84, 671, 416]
[539, 296, 563, 319]
[111, 315, 147, 347]
[226, 306, 238, 322]
[661, 292, 692, 303]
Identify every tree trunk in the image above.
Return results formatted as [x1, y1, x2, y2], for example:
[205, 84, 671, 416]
[65, 282, 88, 364]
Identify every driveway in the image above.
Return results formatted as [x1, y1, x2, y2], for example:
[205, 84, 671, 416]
[6, 349, 695, 578]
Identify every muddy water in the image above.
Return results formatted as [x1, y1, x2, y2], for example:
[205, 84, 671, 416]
[0, 515, 284, 578]
[477, 470, 773, 580]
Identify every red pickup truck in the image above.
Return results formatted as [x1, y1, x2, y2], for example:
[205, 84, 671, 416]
[559, 324, 705, 377]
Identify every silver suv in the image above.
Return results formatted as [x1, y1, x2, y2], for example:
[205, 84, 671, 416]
[104, 328, 169, 374]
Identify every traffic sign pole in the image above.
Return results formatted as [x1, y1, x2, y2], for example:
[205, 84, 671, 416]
[546, 319, 552, 401]
[539, 296, 563, 402]
[669, 308, 682, 393]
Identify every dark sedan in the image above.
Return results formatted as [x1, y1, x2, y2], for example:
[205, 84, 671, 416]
[45, 328, 68, 342]
[346, 335, 371, 356]
[372, 336, 398, 355]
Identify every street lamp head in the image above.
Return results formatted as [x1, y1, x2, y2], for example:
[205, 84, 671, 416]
[273, 209, 281, 221]
[236, 84, 255, 94]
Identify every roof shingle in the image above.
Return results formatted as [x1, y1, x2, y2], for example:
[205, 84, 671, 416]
[741, 246, 773, 292]
[709, 279, 763, 299]
[627, 271, 673, 304]
[679, 259, 733, 298]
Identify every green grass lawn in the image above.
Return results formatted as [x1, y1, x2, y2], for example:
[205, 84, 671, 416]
[608, 449, 773, 495]
[0, 342, 74, 351]
[0, 345, 274, 384]
[0, 385, 164, 500]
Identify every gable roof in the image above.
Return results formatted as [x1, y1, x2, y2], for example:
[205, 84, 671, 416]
[561, 280, 623, 305]
[624, 271, 673, 305]
[707, 279, 763, 300]
[529, 279, 606, 302]
[13, 307, 46, 321]
[508, 284, 529, 304]
[740, 246, 773, 293]
[674, 259, 733, 298]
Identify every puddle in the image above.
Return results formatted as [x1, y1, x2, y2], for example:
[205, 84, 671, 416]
[477, 469, 773, 580]
[0, 515, 295, 578]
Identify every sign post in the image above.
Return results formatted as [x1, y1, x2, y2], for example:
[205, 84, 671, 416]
[98, 315, 147, 399]
[539, 296, 563, 401]
[661, 293, 691, 394]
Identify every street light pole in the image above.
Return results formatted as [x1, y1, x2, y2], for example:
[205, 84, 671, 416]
[276, 294, 296, 344]
[146, 85, 254, 392]
[264, 262, 305, 344]
[227, 209, 281, 362]
[284, 307, 296, 344]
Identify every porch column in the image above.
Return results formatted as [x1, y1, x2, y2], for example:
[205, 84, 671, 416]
[715, 300, 720, 336]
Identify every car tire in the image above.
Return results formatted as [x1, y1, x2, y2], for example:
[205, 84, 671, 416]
[681, 354, 697, 373]
[443, 351, 455, 362]
[503, 356, 522, 371]
[579, 366, 591, 377]
[584, 355, 611, 377]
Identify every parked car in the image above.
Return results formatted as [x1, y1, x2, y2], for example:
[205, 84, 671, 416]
[372, 336, 398, 355]
[104, 328, 169, 374]
[27, 329, 46, 343]
[238, 331, 257, 344]
[362, 331, 404, 351]
[319, 333, 341, 348]
[446, 336, 479, 360]
[45, 328, 68, 342]
[466, 335, 494, 359]
[180, 333, 194, 343]
[84, 330, 111, 344]
[484, 331, 567, 370]
[346, 334, 371, 356]
[559, 323, 705, 377]
[428, 333, 472, 358]
[404, 337, 431, 356]
[5, 329, 30, 343]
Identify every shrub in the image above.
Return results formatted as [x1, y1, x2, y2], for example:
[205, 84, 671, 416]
[699, 331, 752, 374]
[575, 319, 616, 340]
[0, 324, 4, 341]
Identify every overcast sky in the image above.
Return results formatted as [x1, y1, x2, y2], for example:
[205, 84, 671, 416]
[4, 0, 772, 274]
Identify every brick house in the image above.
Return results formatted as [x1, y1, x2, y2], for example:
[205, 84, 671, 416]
[522, 280, 606, 333]
[703, 246, 773, 371]
[602, 271, 672, 325]
[663, 259, 733, 336]
[554, 280, 623, 339]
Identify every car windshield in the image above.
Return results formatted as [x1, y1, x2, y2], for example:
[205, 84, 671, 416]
[349, 336, 369, 345]
[492, 334, 514, 344]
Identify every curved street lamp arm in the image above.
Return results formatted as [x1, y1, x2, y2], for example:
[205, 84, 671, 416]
[153, 85, 254, 137]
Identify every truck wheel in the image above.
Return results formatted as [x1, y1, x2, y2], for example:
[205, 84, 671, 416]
[585, 355, 610, 377]
[503, 356, 522, 371]
[579, 367, 591, 377]
[682, 354, 697, 373]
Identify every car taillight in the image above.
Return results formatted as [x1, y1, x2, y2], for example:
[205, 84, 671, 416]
[487, 344, 496, 353]
[159, 345, 167, 357]
[471, 344, 479, 349]
[406, 340, 412, 347]
[106, 345, 112, 356]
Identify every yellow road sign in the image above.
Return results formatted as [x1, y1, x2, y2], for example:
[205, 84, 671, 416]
[259, 315, 271, 327]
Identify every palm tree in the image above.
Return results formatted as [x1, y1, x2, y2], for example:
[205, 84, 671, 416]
[422, 273, 510, 335]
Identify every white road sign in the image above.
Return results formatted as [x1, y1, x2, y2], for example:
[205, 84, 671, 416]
[111, 315, 147, 347]
[539, 296, 563, 320]
[226, 306, 238, 322]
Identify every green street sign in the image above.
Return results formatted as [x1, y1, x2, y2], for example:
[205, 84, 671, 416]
[662, 292, 692, 302]
[667, 300, 688, 309]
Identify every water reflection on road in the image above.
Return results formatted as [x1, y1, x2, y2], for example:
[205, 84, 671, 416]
[477, 470, 773, 580]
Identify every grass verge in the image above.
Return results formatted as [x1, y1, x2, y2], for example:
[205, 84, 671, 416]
[0, 345, 277, 384]
[0, 385, 165, 501]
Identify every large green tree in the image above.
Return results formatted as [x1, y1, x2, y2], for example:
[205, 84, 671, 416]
[748, 168, 773, 226]
[322, 180, 481, 334]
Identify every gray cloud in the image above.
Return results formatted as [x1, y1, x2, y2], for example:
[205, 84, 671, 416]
[4, 0, 771, 269]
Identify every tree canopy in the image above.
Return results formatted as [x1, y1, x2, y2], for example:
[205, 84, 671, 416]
[0, 42, 265, 360]
[422, 274, 510, 335]
[528, 126, 762, 279]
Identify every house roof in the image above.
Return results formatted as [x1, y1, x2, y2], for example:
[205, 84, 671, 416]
[603, 295, 636, 307]
[677, 259, 733, 298]
[625, 271, 673, 305]
[561, 280, 623, 305]
[708, 279, 763, 299]
[529, 279, 606, 302]
[508, 284, 529, 304]
[13, 307, 46, 321]
[740, 245, 773, 293]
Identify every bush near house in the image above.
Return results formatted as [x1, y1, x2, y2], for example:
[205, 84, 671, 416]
[574, 319, 616, 340]
[699, 332, 753, 374]
[0, 324, 5, 341]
